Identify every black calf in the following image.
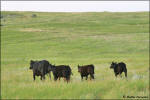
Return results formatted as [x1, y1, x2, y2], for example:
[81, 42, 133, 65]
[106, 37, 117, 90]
[49, 65, 73, 82]
[78, 64, 95, 80]
[110, 62, 127, 78]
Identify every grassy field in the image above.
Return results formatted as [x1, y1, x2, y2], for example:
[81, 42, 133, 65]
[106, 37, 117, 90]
[1, 11, 149, 99]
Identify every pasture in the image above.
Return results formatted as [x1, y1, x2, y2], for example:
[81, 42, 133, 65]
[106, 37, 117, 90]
[1, 11, 149, 99]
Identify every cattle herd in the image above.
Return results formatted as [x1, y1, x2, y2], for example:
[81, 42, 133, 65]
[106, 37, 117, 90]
[29, 60, 127, 82]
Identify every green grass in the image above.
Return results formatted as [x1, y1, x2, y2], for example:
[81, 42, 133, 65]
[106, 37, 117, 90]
[1, 11, 149, 99]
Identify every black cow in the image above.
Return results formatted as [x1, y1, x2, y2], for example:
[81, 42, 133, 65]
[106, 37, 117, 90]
[29, 60, 51, 80]
[48, 65, 73, 82]
[78, 64, 95, 80]
[110, 62, 127, 78]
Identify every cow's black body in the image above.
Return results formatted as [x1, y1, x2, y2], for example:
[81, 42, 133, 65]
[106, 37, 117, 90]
[29, 60, 51, 80]
[78, 64, 95, 80]
[110, 62, 127, 77]
[49, 65, 73, 82]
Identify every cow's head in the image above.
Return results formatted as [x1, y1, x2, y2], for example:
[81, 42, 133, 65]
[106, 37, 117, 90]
[29, 60, 35, 69]
[110, 62, 117, 69]
[78, 65, 81, 73]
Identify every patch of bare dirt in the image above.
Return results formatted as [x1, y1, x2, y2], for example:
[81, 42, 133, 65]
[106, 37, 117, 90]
[20, 28, 48, 32]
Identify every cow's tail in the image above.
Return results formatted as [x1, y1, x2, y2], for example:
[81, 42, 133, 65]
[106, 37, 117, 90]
[93, 66, 95, 74]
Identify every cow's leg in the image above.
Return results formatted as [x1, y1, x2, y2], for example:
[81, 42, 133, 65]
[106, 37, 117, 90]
[119, 74, 122, 78]
[86, 76, 88, 80]
[41, 70, 46, 80]
[66, 77, 70, 83]
[119, 72, 122, 78]
[115, 73, 118, 77]
[90, 74, 92, 80]
[64, 77, 68, 82]
[40, 75, 42, 80]
[43, 75, 45, 80]
[93, 74, 95, 79]
[124, 71, 127, 78]
[59, 77, 61, 81]
[64, 74, 69, 82]
[81, 75, 83, 81]
[33, 74, 35, 81]
[66, 80, 69, 83]
[90, 74, 94, 79]
[68, 76, 70, 82]
[63, 77, 66, 82]
[54, 76, 58, 81]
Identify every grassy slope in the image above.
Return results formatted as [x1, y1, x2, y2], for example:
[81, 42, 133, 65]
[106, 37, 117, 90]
[1, 11, 149, 99]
